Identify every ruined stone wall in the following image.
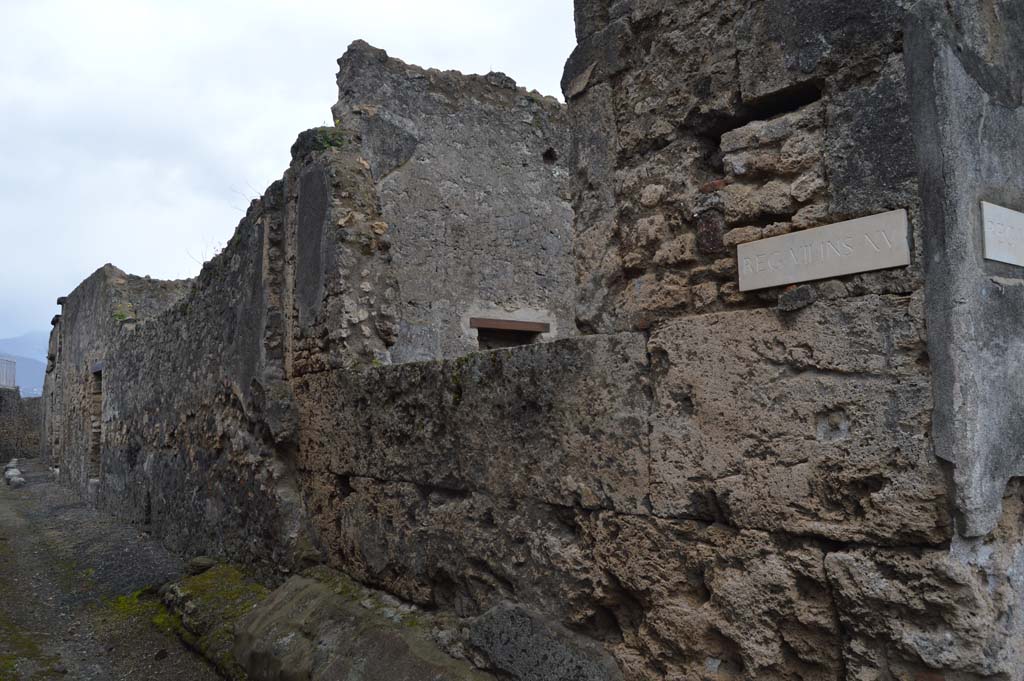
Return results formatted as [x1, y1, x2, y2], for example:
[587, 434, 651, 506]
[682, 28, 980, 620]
[42, 266, 189, 494]
[295, 295, 968, 680]
[333, 42, 576, 362]
[565, 0, 922, 331]
[530, 0, 1023, 677]
[39, 13, 1024, 681]
[0, 388, 41, 459]
[44, 44, 578, 581]
[96, 129, 402, 571]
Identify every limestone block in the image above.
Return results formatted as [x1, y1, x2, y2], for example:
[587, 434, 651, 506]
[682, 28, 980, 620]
[648, 294, 950, 545]
[825, 538, 1022, 677]
[621, 215, 670, 268]
[825, 57, 916, 216]
[737, 0, 904, 102]
[235, 573, 494, 681]
[690, 282, 718, 311]
[719, 180, 797, 226]
[304, 477, 605, 622]
[790, 170, 826, 203]
[907, 1, 1024, 538]
[651, 233, 697, 266]
[297, 334, 652, 515]
[721, 103, 825, 178]
[562, 19, 633, 99]
[721, 226, 763, 248]
[581, 513, 843, 679]
[469, 604, 623, 681]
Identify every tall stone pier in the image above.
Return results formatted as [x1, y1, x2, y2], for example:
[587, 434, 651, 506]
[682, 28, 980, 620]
[559, 0, 1024, 677]
[40, 1, 1024, 679]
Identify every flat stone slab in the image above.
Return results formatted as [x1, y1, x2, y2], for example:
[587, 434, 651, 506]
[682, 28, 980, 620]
[982, 201, 1024, 268]
[738, 209, 910, 291]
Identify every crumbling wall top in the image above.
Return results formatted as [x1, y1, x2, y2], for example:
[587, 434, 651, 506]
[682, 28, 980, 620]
[331, 40, 576, 363]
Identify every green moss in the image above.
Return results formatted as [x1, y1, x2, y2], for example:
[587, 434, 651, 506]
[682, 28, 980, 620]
[109, 590, 159, 619]
[105, 567, 268, 681]
[303, 565, 365, 601]
[171, 565, 269, 681]
[297, 127, 348, 156]
[401, 614, 424, 629]
[109, 588, 169, 625]
[107, 588, 192, 644]
[178, 565, 269, 620]
[112, 302, 134, 322]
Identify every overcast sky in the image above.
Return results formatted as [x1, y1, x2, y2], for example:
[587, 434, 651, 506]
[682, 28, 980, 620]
[0, 1, 576, 339]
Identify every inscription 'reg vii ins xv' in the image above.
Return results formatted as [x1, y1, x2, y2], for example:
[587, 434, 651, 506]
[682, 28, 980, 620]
[738, 209, 911, 291]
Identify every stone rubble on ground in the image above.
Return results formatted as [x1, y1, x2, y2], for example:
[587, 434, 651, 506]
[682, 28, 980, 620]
[5, 463, 23, 485]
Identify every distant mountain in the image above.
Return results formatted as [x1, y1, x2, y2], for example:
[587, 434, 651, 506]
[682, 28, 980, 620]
[0, 331, 50, 397]
[0, 330, 49, 362]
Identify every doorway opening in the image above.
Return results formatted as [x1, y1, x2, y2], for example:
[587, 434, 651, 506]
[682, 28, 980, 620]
[88, 369, 102, 480]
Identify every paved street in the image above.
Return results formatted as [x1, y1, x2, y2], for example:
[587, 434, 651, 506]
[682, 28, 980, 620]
[0, 459, 219, 680]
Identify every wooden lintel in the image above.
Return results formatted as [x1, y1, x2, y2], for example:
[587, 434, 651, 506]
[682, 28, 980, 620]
[469, 318, 551, 334]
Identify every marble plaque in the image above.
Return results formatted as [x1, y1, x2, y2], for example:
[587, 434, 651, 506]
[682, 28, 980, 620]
[982, 202, 1024, 268]
[738, 209, 910, 291]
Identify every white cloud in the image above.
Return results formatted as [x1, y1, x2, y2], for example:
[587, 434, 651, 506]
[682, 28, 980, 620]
[0, 0, 576, 338]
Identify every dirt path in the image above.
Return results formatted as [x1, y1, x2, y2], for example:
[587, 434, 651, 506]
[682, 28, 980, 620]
[0, 458, 221, 680]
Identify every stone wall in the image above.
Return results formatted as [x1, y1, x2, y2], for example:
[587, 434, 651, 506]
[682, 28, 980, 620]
[564, 0, 922, 333]
[44, 44, 580, 579]
[0, 387, 41, 460]
[549, 0, 1024, 677]
[333, 42, 576, 363]
[908, 0, 1024, 538]
[100, 129, 397, 569]
[42, 266, 189, 495]
[39, 8, 1024, 681]
[296, 294, 987, 679]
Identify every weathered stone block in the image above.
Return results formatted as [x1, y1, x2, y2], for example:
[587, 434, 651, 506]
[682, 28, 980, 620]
[304, 478, 602, 622]
[297, 333, 651, 515]
[580, 512, 843, 679]
[737, 0, 904, 101]
[469, 604, 623, 681]
[826, 57, 917, 217]
[235, 573, 493, 681]
[825, 516, 1024, 678]
[647, 294, 950, 545]
[0, 389, 39, 461]
[562, 19, 633, 99]
[908, 0, 1024, 538]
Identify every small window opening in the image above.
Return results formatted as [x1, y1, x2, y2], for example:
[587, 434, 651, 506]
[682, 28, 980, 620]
[88, 369, 102, 479]
[471, 318, 550, 350]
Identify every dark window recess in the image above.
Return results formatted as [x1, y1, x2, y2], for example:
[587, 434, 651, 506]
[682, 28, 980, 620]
[470, 318, 550, 350]
[477, 328, 541, 350]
